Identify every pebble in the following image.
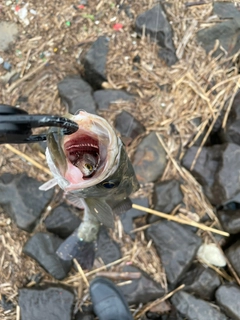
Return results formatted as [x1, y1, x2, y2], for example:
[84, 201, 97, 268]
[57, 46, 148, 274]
[215, 284, 240, 320]
[197, 243, 226, 267]
[217, 208, 240, 234]
[225, 239, 240, 278]
[93, 89, 134, 110]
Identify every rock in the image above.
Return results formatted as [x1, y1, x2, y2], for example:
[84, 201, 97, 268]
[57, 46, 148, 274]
[197, 243, 226, 267]
[119, 266, 165, 305]
[217, 208, 240, 234]
[197, 20, 240, 57]
[0, 21, 18, 52]
[171, 291, 227, 320]
[213, 2, 240, 20]
[135, 4, 177, 66]
[95, 226, 121, 264]
[23, 232, 72, 280]
[215, 284, 240, 320]
[93, 89, 134, 110]
[83, 36, 109, 89]
[0, 295, 14, 312]
[179, 263, 221, 300]
[58, 75, 96, 115]
[132, 132, 167, 184]
[44, 203, 82, 238]
[222, 91, 240, 145]
[182, 143, 240, 205]
[149, 180, 183, 223]
[225, 240, 240, 278]
[3, 61, 11, 71]
[75, 313, 94, 320]
[120, 197, 148, 239]
[115, 111, 145, 143]
[56, 230, 95, 270]
[0, 173, 54, 232]
[19, 286, 74, 320]
[146, 221, 202, 283]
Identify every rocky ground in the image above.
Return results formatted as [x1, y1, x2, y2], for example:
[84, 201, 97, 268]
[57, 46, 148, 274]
[1, 1, 240, 320]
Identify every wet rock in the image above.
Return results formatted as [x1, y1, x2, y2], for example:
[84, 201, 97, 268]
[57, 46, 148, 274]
[217, 208, 240, 234]
[179, 263, 221, 300]
[213, 2, 240, 20]
[83, 36, 109, 89]
[0, 173, 54, 232]
[148, 180, 183, 224]
[215, 284, 240, 320]
[58, 75, 96, 115]
[135, 4, 177, 66]
[44, 203, 82, 238]
[197, 19, 240, 57]
[95, 226, 121, 264]
[56, 230, 95, 270]
[133, 132, 167, 184]
[93, 89, 134, 110]
[225, 240, 240, 278]
[120, 197, 148, 239]
[171, 291, 227, 320]
[19, 286, 74, 320]
[146, 221, 202, 283]
[0, 21, 18, 52]
[23, 232, 72, 280]
[182, 143, 240, 205]
[115, 111, 145, 143]
[120, 266, 165, 304]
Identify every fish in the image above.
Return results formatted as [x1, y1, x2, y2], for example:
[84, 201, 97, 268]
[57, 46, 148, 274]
[40, 110, 139, 268]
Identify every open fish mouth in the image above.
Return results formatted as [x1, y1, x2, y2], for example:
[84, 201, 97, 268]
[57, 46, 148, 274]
[64, 133, 100, 179]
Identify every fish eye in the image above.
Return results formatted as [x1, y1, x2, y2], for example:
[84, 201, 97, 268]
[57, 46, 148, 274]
[85, 163, 93, 171]
[102, 180, 119, 189]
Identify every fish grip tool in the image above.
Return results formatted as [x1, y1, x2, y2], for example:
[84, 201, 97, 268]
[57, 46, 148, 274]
[0, 104, 79, 144]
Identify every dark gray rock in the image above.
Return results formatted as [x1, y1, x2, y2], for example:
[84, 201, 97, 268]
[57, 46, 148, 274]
[213, 2, 240, 20]
[197, 19, 240, 57]
[95, 226, 121, 265]
[132, 132, 167, 184]
[215, 284, 240, 320]
[58, 75, 96, 115]
[115, 110, 145, 143]
[0, 21, 18, 52]
[171, 291, 227, 320]
[135, 4, 177, 66]
[149, 180, 183, 224]
[120, 197, 148, 240]
[217, 209, 240, 234]
[120, 266, 165, 305]
[182, 143, 240, 205]
[93, 89, 134, 110]
[222, 91, 240, 145]
[75, 313, 94, 320]
[1, 295, 14, 312]
[83, 36, 109, 89]
[146, 221, 202, 284]
[0, 173, 54, 232]
[225, 240, 240, 278]
[23, 232, 72, 280]
[44, 203, 82, 238]
[179, 263, 221, 300]
[19, 286, 74, 320]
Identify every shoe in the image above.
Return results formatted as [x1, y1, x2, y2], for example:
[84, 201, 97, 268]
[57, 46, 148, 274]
[90, 277, 133, 320]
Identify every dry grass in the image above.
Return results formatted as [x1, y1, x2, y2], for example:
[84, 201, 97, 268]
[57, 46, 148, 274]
[1, 0, 240, 319]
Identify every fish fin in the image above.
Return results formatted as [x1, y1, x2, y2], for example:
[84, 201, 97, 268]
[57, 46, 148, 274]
[56, 229, 95, 270]
[121, 136, 132, 146]
[66, 193, 85, 209]
[108, 197, 133, 215]
[85, 198, 114, 229]
[39, 178, 58, 191]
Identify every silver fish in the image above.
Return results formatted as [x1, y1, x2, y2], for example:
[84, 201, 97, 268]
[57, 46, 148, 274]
[40, 111, 139, 267]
